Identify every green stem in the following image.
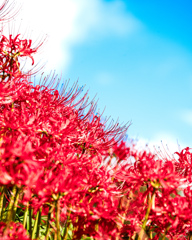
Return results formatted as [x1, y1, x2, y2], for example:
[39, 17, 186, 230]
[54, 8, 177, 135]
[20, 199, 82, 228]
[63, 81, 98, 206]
[36, 208, 42, 239]
[139, 188, 156, 240]
[45, 205, 52, 240]
[142, 189, 155, 229]
[32, 208, 42, 239]
[0, 186, 5, 220]
[6, 186, 17, 222]
[23, 203, 29, 228]
[189, 232, 192, 240]
[28, 207, 33, 238]
[55, 199, 61, 240]
[12, 188, 20, 221]
[162, 224, 171, 240]
[63, 210, 71, 240]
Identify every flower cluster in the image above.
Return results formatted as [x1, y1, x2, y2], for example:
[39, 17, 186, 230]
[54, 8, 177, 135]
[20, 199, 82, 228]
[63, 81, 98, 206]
[0, 34, 38, 79]
[0, 222, 31, 240]
[0, 1, 192, 240]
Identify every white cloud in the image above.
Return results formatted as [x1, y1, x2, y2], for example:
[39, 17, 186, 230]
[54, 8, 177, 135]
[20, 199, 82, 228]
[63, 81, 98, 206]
[133, 132, 186, 156]
[1, 0, 141, 73]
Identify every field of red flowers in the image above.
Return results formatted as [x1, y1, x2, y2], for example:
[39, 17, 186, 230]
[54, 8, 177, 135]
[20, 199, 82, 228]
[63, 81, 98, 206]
[0, 1, 192, 239]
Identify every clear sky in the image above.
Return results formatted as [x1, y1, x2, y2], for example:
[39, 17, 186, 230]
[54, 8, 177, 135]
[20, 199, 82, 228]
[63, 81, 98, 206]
[11, 0, 192, 152]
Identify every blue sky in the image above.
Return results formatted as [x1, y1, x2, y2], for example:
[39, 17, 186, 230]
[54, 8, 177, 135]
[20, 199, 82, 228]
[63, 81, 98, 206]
[15, 0, 192, 152]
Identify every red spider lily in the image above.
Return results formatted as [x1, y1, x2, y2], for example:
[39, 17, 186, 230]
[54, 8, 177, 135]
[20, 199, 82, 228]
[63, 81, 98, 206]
[0, 36, 191, 239]
[1, 1, 192, 239]
[0, 54, 128, 238]
[0, 136, 42, 188]
[115, 151, 176, 190]
[0, 34, 42, 80]
[113, 148, 190, 238]
[175, 147, 192, 183]
[112, 140, 130, 160]
[0, 0, 19, 23]
[0, 222, 32, 240]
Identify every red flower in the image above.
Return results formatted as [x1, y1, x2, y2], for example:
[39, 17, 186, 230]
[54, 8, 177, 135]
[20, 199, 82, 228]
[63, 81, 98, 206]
[0, 222, 32, 240]
[175, 147, 192, 182]
[112, 140, 130, 162]
[0, 34, 42, 80]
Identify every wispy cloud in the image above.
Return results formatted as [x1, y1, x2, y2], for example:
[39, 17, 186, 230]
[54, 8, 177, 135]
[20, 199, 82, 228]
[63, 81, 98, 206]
[133, 132, 186, 155]
[10, 0, 141, 73]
